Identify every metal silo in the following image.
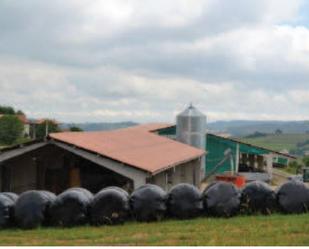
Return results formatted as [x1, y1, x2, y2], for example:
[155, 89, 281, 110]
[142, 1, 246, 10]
[176, 104, 207, 176]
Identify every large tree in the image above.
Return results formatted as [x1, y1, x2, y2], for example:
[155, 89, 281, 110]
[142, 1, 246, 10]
[0, 115, 24, 145]
[35, 120, 60, 139]
[0, 105, 16, 115]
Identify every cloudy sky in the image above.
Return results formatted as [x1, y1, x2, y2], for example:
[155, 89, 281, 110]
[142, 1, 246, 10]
[1, 0, 309, 123]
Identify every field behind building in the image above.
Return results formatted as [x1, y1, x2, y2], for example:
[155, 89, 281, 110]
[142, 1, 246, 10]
[0, 214, 308, 246]
[241, 133, 309, 153]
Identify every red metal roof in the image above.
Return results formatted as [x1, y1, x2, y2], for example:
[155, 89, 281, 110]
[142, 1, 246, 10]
[49, 123, 204, 175]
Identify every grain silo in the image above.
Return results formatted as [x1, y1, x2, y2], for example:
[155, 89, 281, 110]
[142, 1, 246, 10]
[176, 104, 207, 176]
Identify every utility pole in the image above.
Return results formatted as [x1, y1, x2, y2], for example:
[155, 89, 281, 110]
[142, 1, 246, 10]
[45, 120, 49, 138]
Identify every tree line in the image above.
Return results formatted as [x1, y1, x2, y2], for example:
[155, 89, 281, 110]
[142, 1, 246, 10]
[0, 105, 82, 146]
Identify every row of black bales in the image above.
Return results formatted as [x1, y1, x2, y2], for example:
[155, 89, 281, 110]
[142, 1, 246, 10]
[1, 181, 309, 229]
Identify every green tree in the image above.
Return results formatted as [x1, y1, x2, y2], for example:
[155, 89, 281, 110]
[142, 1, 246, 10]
[35, 120, 60, 139]
[0, 115, 24, 145]
[16, 110, 25, 115]
[69, 126, 83, 132]
[275, 129, 283, 135]
[302, 156, 309, 167]
[0, 105, 15, 115]
[287, 160, 303, 174]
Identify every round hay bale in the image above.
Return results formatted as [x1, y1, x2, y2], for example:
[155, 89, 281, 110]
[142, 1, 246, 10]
[130, 184, 167, 222]
[1, 192, 18, 202]
[15, 190, 56, 229]
[0, 193, 18, 228]
[51, 188, 93, 227]
[241, 181, 277, 215]
[203, 181, 240, 217]
[276, 181, 309, 214]
[90, 186, 129, 225]
[167, 183, 203, 219]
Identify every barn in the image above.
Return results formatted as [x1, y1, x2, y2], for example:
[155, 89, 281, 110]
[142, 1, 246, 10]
[0, 123, 204, 194]
[156, 123, 296, 181]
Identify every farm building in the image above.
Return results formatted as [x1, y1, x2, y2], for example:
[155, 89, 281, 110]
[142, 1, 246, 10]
[0, 105, 296, 194]
[156, 111, 295, 182]
[0, 124, 204, 194]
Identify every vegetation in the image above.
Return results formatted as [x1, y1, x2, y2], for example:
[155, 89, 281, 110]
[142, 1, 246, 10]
[241, 133, 309, 154]
[245, 131, 267, 139]
[35, 120, 60, 139]
[0, 115, 24, 145]
[69, 126, 83, 132]
[0, 214, 308, 246]
[0, 105, 23, 115]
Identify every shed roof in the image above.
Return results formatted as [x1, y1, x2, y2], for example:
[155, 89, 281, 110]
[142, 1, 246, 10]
[49, 123, 205, 175]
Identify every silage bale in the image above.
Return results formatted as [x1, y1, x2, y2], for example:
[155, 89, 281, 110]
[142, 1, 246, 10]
[51, 187, 93, 227]
[15, 190, 56, 229]
[90, 186, 130, 225]
[203, 181, 240, 217]
[130, 184, 167, 222]
[240, 181, 277, 215]
[276, 181, 309, 214]
[1, 192, 18, 202]
[167, 183, 203, 219]
[0, 193, 18, 228]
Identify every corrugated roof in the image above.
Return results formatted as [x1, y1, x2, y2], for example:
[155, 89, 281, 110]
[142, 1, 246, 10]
[49, 123, 204, 175]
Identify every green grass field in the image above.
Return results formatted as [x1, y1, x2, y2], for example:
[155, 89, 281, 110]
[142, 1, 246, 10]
[241, 133, 309, 152]
[0, 214, 309, 246]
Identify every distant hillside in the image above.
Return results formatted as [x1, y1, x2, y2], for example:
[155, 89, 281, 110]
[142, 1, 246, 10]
[61, 121, 138, 131]
[61, 120, 309, 136]
[240, 133, 309, 156]
[208, 120, 309, 136]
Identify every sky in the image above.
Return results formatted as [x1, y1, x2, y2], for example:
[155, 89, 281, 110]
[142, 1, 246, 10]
[0, 0, 309, 123]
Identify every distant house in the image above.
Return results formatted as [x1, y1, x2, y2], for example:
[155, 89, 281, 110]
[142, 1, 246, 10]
[28, 118, 60, 139]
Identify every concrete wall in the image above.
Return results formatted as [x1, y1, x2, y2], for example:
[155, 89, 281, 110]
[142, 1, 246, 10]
[149, 159, 201, 191]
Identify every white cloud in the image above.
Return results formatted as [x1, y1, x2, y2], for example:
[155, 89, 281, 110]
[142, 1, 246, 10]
[0, 0, 309, 123]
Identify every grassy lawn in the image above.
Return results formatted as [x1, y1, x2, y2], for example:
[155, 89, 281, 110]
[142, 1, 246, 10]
[241, 133, 309, 152]
[0, 214, 309, 246]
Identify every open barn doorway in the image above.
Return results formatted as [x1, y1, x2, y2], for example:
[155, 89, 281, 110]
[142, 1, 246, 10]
[0, 144, 134, 194]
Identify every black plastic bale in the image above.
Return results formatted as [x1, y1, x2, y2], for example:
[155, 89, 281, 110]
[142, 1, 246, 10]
[15, 190, 56, 229]
[276, 181, 309, 214]
[0, 193, 18, 228]
[51, 187, 93, 227]
[203, 181, 240, 217]
[167, 183, 203, 219]
[90, 187, 130, 225]
[1, 193, 18, 203]
[130, 184, 167, 222]
[240, 181, 277, 215]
